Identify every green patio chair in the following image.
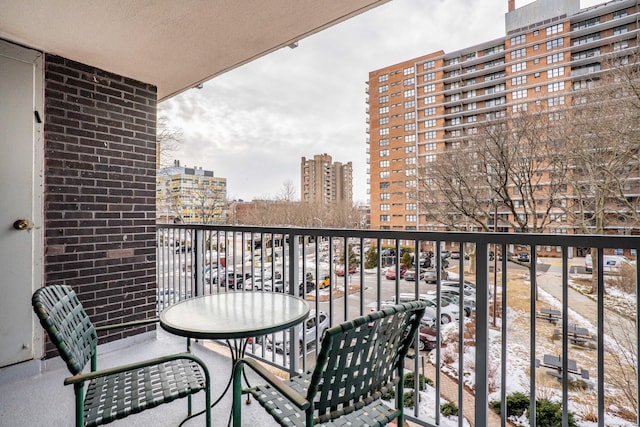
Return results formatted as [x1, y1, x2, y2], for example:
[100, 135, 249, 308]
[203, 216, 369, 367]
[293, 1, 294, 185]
[232, 300, 427, 427]
[32, 285, 211, 427]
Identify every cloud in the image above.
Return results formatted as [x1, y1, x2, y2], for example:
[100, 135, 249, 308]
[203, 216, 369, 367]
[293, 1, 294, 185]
[158, 0, 599, 203]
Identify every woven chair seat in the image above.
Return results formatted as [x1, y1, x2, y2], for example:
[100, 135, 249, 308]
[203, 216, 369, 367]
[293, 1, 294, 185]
[249, 371, 398, 426]
[84, 358, 207, 427]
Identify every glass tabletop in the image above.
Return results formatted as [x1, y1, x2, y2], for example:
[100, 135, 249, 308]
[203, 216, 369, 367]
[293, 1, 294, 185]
[159, 292, 310, 340]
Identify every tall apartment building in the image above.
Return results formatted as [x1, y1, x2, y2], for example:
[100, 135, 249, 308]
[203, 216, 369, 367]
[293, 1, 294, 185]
[157, 161, 227, 224]
[367, 0, 639, 235]
[301, 154, 353, 206]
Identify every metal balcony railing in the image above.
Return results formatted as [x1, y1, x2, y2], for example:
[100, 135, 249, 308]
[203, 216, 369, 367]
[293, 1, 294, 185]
[157, 224, 640, 427]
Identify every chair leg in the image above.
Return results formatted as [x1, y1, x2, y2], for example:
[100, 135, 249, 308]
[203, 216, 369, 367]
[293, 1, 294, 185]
[74, 383, 85, 427]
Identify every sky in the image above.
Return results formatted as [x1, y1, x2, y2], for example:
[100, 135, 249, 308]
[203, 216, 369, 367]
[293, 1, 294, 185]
[159, 0, 603, 204]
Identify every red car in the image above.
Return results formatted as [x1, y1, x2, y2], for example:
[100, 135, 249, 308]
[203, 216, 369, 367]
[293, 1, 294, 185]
[384, 265, 407, 280]
[336, 265, 357, 276]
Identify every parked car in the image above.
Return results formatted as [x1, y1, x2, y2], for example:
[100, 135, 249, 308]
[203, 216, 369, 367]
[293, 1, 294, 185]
[263, 279, 286, 292]
[267, 310, 329, 354]
[585, 253, 634, 273]
[318, 274, 331, 289]
[298, 280, 315, 296]
[384, 265, 407, 280]
[388, 293, 459, 324]
[415, 325, 440, 351]
[336, 265, 357, 276]
[517, 252, 530, 263]
[450, 251, 460, 260]
[403, 268, 424, 281]
[423, 267, 449, 283]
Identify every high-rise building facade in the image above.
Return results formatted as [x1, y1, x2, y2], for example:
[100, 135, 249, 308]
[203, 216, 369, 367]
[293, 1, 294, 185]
[367, 0, 639, 233]
[157, 161, 227, 224]
[301, 154, 353, 206]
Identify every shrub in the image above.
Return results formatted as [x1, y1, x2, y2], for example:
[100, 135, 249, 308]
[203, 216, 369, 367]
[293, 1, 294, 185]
[403, 372, 429, 389]
[364, 246, 378, 269]
[441, 402, 459, 417]
[401, 251, 413, 269]
[490, 392, 530, 417]
[526, 398, 577, 427]
[403, 390, 418, 408]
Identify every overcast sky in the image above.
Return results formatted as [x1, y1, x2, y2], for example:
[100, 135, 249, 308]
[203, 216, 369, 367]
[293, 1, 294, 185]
[159, 0, 602, 204]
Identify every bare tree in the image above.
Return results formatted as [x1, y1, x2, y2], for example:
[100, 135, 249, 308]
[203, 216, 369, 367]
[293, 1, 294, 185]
[157, 115, 183, 168]
[419, 106, 568, 233]
[563, 49, 640, 291]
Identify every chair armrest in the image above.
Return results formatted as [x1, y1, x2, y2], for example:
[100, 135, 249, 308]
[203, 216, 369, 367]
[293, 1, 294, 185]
[235, 358, 310, 410]
[64, 352, 208, 386]
[94, 317, 159, 333]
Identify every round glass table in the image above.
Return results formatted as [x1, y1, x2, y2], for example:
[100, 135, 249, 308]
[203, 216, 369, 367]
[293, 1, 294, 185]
[159, 292, 310, 415]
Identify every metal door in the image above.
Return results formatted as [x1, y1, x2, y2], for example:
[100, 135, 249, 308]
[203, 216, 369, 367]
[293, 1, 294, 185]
[0, 40, 44, 367]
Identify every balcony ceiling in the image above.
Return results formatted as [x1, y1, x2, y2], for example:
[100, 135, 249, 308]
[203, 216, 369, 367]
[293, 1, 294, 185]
[0, 0, 389, 101]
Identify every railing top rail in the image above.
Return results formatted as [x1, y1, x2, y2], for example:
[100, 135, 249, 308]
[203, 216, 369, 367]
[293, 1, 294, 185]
[157, 224, 640, 249]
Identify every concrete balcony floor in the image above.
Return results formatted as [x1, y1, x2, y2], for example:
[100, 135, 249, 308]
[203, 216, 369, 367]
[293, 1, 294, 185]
[0, 328, 279, 427]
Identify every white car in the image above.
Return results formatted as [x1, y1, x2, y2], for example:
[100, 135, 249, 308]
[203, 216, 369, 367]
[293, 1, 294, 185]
[267, 311, 329, 354]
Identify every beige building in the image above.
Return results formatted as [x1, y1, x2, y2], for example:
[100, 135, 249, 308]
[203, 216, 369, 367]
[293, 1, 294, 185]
[301, 153, 353, 206]
[367, 0, 639, 240]
[157, 161, 227, 224]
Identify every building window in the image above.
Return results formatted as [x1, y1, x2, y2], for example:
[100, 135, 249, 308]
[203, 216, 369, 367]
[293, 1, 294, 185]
[467, 115, 477, 123]
[423, 60, 435, 70]
[379, 128, 389, 135]
[405, 146, 416, 154]
[404, 66, 415, 75]
[404, 134, 416, 143]
[404, 77, 415, 86]
[512, 103, 528, 112]
[424, 72, 436, 81]
[510, 34, 526, 46]
[379, 95, 389, 103]
[511, 75, 527, 86]
[614, 40, 629, 51]
[380, 204, 390, 211]
[546, 23, 563, 35]
[547, 81, 565, 92]
[613, 9, 628, 19]
[378, 74, 388, 83]
[424, 107, 436, 116]
[613, 25, 628, 36]
[380, 181, 390, 189]
[424, 154, 436, 163]
[379, 117, 389, 125]
[404, 89, 415, 98]
[405, 180, 417, 187]
[548, 96, 565, 107]
[379, 106, 389, 114]
[379, 160, 389, 168]
[511, 62, 527, 72]
[404, 100, 415, 109]
[379, 138, 389, 146]
[379, 85, 388, 93]
[510, 48, 526, 59]
[450, 93, 460, 102]
[512, 89, 528, 100]
[424, 83, 436, 93]
[380, 171, 390, 178]
[404, 111, 416, 120]
[424, 95, 436, 104]
[380, 149, 390, 157]
[424, 119, 436, 128]
[546, 52, 564, 64]
[380, 192, 390, 200]
[467, 102, 477, 111]
[405, 169, 416, 176]
[547, 67, 564, 78]
[425, 131, 436, 139]
[424, 142, 436, 151]
[380, 215, 390, 222]
[546, 37, 564, 50]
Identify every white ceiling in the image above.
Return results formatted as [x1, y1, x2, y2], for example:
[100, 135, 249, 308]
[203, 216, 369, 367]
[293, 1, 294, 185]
[0, 0, 389, 100]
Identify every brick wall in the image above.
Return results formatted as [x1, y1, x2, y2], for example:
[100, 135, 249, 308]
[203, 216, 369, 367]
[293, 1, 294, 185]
[43, 55, 157, 356]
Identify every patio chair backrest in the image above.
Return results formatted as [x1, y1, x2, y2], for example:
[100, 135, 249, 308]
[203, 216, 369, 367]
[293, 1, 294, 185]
[32, 285, 97, 375]
[307, 301, 426, 423]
